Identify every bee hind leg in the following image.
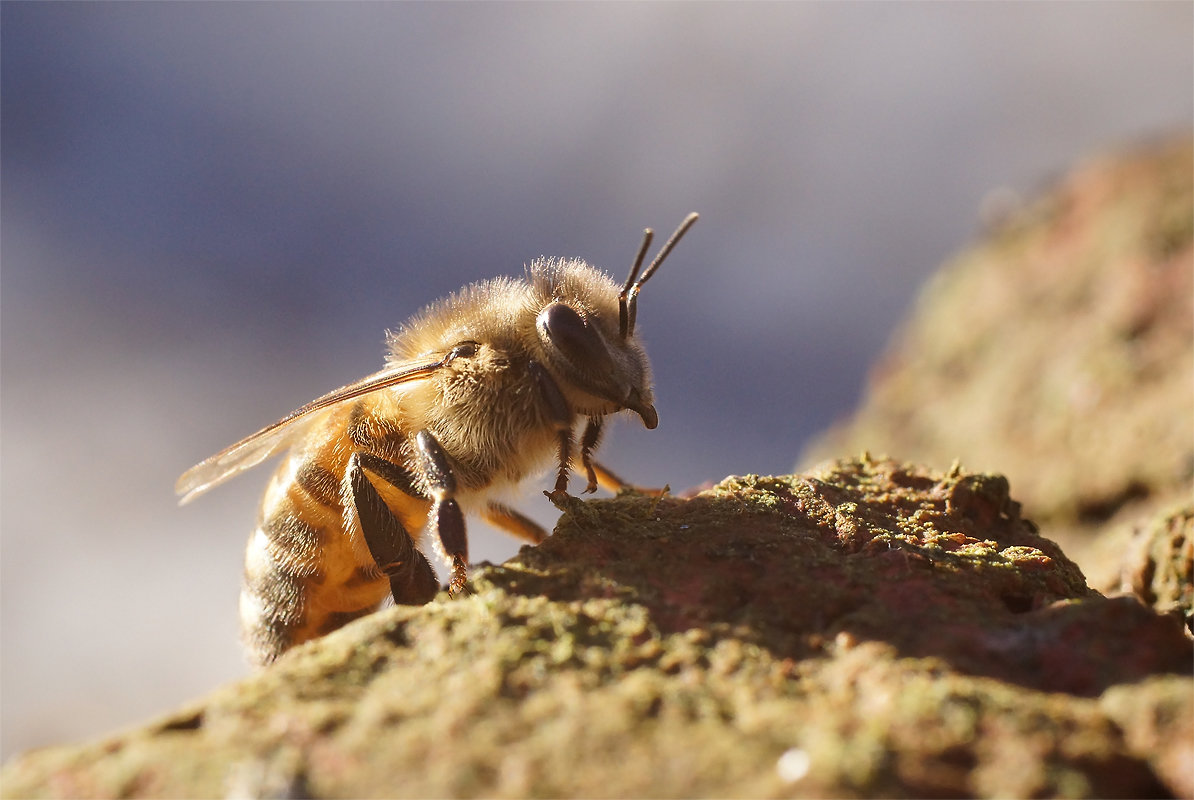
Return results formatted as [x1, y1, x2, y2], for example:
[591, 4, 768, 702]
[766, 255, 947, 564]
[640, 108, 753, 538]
[348, 452, 439, 605]
[414, 430, 469, 595]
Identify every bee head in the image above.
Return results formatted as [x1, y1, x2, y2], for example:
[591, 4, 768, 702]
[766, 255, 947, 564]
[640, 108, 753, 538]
[533, 213, 698, 428]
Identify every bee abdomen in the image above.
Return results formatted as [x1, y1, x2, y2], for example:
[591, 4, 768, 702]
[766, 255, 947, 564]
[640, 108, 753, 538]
[293, 460, 345, 511]
[238, 511, 322, 665]
[239, 458, 388, 666]
[239, 545, 305, 666]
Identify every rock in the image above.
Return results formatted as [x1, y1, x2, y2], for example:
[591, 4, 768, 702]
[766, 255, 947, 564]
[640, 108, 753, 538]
[1120, 502, 1194, 632]
[3, 459, 1190, 799]
[802, 136, 1194, 601]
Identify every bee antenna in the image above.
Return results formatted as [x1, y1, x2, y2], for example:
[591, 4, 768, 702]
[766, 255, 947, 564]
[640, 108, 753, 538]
[619, 229, 654, 339]
[621, 212, 699, 338]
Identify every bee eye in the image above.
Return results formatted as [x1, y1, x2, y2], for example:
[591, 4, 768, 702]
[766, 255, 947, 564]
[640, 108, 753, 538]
[537, 303, 590, 353]
[448, 341, 479, 361]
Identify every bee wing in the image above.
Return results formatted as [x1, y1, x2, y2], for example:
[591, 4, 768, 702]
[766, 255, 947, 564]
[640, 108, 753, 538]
[175, 358, 445, 505]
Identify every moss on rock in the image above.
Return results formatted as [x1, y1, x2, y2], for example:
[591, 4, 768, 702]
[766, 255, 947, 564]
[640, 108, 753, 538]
[3, 459, 1189, 798]
[801, 136, 1194, 604]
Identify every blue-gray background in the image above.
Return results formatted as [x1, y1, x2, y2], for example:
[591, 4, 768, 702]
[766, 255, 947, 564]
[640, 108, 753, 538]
[3, 2, 1190, 759]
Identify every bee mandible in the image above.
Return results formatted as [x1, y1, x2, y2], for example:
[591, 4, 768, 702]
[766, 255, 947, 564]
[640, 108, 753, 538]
[176, 213, 699, 666]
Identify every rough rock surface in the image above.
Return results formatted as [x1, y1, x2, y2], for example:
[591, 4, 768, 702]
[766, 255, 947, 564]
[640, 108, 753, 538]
[3, 459, 1191, 799]
[1119, 503, 1194, 632]
[802, 136, 1194, 599]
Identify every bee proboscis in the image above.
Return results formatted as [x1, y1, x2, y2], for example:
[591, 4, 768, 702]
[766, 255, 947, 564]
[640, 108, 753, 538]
[177, 213, 699, 666]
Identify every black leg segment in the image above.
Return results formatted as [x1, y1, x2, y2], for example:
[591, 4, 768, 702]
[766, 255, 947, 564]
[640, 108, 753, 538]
[578, 417, 604, 494]
[529, 360, 574, 496]
[348, 452, 439, 605]
[414, 430, 469, 595]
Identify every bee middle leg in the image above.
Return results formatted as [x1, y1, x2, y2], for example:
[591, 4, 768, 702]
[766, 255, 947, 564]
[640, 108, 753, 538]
[348, 452, 439, 606]
[587, 459, 668, 498]
[482, 502, 549, 545]
[414, 430, 469, 595]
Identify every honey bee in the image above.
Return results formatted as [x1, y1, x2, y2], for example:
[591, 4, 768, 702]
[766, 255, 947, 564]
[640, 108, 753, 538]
[177, 213, 699, 666]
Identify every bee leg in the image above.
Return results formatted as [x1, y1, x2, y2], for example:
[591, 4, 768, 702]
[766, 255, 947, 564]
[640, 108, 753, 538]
[482, 502, 549, 545]
[414, 430, 469, 595]
[589, 460, 668, 498]
[529, 360, 574, 497]
[578, 417, 604, 494]
[349, 452, 440, 605]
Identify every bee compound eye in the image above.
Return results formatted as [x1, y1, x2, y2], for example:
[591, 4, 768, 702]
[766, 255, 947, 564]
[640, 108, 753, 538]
[537, 303, 589, 350]
[448, 341, 479, 361]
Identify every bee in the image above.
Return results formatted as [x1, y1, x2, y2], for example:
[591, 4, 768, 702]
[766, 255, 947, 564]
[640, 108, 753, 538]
[176, 213, 699, 666]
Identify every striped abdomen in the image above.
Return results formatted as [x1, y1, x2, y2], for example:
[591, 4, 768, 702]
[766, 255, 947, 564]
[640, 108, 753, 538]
[239, 402, 430, 666]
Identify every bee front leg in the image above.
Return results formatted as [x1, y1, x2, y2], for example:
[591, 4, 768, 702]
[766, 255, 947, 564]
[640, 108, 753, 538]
[413, 430, 469, 595]
[578, 417, 603, 494]
[529, 360, 574, 498]
[576, 416, 662, 498]
[348, 452, 439, 605]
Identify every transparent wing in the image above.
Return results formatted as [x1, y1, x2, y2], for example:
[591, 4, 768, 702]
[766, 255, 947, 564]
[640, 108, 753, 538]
[175, 357, 445, 505]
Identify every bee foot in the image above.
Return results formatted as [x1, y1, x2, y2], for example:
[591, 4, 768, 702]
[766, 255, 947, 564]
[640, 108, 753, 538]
[447, 556, 468, 596]
[544, 488, 574, 510]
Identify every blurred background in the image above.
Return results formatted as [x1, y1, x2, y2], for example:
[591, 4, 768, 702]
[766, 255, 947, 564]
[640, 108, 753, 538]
[2, 3, 1190, 759]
